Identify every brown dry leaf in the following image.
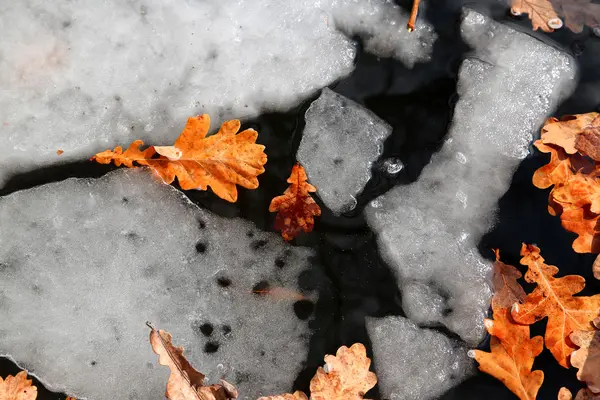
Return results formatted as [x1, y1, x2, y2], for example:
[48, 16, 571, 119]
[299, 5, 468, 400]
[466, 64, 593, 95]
[576, 115, 600, 161]
[148, 324, 238, 400]
[0, 371, 38, 400]
[593, 254, 600, 280]
[56, 149, 64, 156]
[492, 249, 527, 309]
[269, 164, 321, 241]
[559, 207, 600, 253]
[511, 0, 600, 33]
[511, 244, 600, 367]
[309, 343, 377, 400]
[471, 305, 544, 400]
[92, 115, 267, 202]
[559, 387, 600, 400]
[570, 317, 600, 394]
[540, 114, 600, 155]
[257, 392, 309, 400]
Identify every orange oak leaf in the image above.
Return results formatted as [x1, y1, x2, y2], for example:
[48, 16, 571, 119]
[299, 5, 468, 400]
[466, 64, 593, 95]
[511, 244, 600, 367]
[570, 317, 600, 394]
[92, 115, 267, 202]
[148, 323, 238, 400]
[269, 164, 321, 241]
[257, 392, 308, 400]
[0, 371, 38, 400]
[511, 0, 600, 33]
[552, 174, 600, 214]
[576, 128, 600, 162]
[492, 249, 527, 309]
[559, 207, 600, 253]
[540, 114, 600, 155]
[559, 387, 600, 400]
[471, 304, 544, 400]
[310, 343, 377, 400]
[532, 141, 576, 190]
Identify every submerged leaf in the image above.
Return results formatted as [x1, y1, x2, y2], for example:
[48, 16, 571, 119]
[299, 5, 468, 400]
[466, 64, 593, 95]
[269, 164, 321, 241]
[511, 244, 600, 367]
[92, 115, 267, 202]
[148, 324, 238, 400]
[0, 371, 38, 400]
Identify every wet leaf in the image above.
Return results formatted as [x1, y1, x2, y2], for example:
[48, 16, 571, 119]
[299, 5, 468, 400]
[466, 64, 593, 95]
[471, 305, 544, 400]
[511, 244, 600, 367]
[0, 371, 38, 400]
[511, 0, 600, 33]
[310, 343, 377, 400]
[148, 324, 238, 400]
[92, 115, 267, 202]
[269, 164, 321, 241]
[570, 317, 600, 394]
[492, 249, 527, 309]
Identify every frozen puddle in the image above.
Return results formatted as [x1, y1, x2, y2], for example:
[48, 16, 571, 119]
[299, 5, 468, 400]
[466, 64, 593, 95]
[365, 8, 577, 347]
[0, 0, 435, 186]
[367, 316, 473, 400]
[297, 88, 392, 214]
[0, 169, 320, 400]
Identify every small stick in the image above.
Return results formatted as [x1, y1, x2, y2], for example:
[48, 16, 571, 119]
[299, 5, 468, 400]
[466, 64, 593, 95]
[407, 0, 420, 32]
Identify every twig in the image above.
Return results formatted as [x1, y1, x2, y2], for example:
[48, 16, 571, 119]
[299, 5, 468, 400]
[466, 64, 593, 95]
[407, 0, 420, 32]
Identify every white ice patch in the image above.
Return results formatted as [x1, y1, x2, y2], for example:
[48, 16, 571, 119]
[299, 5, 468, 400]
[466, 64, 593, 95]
[0, 169, 319, 400]
[367, 316, 474, 400]
[364, 9, 577, 344]
[297, 89, 391, 214]
[0, 0, 436, 186]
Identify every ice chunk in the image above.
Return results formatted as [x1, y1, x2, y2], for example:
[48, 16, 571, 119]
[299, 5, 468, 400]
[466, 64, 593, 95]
[367, 316, 474, 400]
[297, 89, 392, 214]
[0, 169, 319, 400]
[0, 0, 435, 186]
[365, 9, 577, 344]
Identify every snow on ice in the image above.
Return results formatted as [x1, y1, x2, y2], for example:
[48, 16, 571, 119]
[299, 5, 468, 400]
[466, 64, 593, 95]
[365, 9, 577, 345]
[0, 169, 321, 400]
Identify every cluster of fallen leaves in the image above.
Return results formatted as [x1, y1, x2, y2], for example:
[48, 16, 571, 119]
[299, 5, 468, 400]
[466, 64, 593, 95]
[532, 112, 600, 279]
[471, 245, 600, 399]
[510, 0, 600, 33]
[148, 323, 376, 400]
[92, 115, 320, 241]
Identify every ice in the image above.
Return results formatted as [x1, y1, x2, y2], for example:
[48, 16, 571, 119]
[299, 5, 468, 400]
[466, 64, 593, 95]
[367, 316, 474, 400]
[364, 9, 577, 344]
[0, 0, 435, 186]
[0, 169, 320, 400]
[297, 89, 392, 214]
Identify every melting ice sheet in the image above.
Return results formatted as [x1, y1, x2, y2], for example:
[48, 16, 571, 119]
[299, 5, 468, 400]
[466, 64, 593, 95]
[0, 169, 321, 400]
[367, 316, 473, 400]
[0, 0, 435, 185]
[297, 88, 392, 214]
[365, 9, 577, 347]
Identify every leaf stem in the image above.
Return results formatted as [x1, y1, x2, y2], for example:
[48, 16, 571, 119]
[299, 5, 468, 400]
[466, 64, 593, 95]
[407, 0, 420, 32]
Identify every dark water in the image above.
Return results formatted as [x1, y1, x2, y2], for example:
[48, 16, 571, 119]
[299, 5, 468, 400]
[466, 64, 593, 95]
[1, 1, 600, 399]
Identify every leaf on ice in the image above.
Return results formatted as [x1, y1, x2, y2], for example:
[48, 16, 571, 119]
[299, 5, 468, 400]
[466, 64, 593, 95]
[0, 371, 38, 400]
[491, 249, 527, 309]
[92, 115, 267, 202]
[262, 343, 377, 400]
[511, 244, 600, 367]
[269, 164, 321, 241]
[148, 324, 238, 400]
[471, 305, 544, 400]
[570, 316, 600, 394]
[511, 0, 600, 33]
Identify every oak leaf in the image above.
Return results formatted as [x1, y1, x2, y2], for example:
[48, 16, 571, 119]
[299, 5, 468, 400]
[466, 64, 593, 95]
[540, 114, 600, 155]
[532, 141, 576, 190]
[0, 371, 38, 400]
[269, 164, 321, 241]
[559, 387, 600, 400]
[511, 0, 600, 33]
[570, 317, 600, 394]
[511, 244, 600, 367]
[92, 115, 267, 202]
[148, 324, 238, 400]
[492, 249, 527, 309]
[257, 392, 308, 400]
[559, 206, 600, 253]
[471, 305, 544, 400]
[594, 254, 600, 280]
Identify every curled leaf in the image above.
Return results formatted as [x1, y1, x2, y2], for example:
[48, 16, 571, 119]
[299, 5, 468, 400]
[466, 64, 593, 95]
[511, 244, 600, 367]
[0, 371, 38, 400]
[92, 115, 267, 202]
[148, 324, 238, 400]
[269, 164, 321, 241]
[310, 343, 377, 400]
[570, 317, 600, 394]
